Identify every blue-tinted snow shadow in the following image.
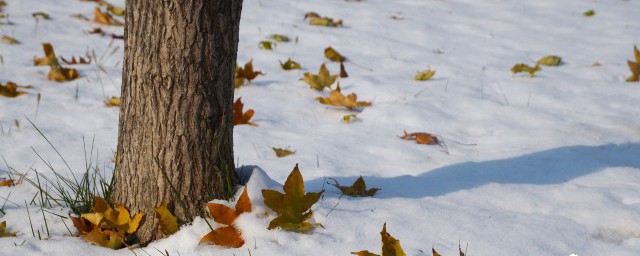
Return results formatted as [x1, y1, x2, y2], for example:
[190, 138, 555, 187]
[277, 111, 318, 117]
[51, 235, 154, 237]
[305, 143, 640, 199]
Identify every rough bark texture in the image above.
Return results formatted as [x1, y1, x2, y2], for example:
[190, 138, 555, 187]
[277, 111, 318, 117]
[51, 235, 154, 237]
[114, 0, 243, 243]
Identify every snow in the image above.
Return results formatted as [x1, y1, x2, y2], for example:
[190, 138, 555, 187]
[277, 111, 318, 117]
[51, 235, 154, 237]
[1, 0, 640, 255]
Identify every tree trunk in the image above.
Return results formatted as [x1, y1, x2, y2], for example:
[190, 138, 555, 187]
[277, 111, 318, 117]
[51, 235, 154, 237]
[114, 0, 243, 243]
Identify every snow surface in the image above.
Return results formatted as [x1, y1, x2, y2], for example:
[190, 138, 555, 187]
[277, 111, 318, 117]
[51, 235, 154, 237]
[1, 0, 640, 255]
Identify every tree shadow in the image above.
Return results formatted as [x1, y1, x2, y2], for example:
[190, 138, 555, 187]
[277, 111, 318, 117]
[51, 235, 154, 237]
[305, 143, 640, 199]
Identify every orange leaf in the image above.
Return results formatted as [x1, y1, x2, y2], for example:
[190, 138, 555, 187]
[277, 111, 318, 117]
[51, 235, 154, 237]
[207, 187, 252, 225]
[400, 131, 439, 145]
[70, 215, 93, 235]
[233, 98, 258, 126]
[199, 225, 244, 248]
[236, 59, 264, 83]
[315, 83, 371, 110]
[0, 178, 14, 186]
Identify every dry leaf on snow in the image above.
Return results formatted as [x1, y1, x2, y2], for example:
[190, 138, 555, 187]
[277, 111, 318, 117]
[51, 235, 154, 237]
[414, 68, 436, 81]
[626, 45, 640, 82]
[302, 63, 339, 91]
[94, 7, 123, 26]
[511, 63, 540, 77]
[200, 186, 252, 248]
[1, 35, 19, 45]
[104, 96, 120, 107]
[315, 83, 371, 110]
[536, 55, 562, 66]
[34, 43, 79, 82]
[233, 98, 257, 126]
[0, 81, 27, 98]
[330, 176, 380, 197]
[273, 147, 295, 158]
[325, 47, 346, 62]
[352, 223, 406, 256]
[280, 58, 301, 70]
[262, 164, 324, 232]
[0, 221, 17, 237]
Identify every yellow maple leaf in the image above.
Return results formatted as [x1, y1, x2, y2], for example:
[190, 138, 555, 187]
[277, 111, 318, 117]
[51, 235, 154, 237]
[302, 63, 339, 91]
[154, 201, 178, 236]
[352, 223, 406, 256]
[315, 83, 371, 110]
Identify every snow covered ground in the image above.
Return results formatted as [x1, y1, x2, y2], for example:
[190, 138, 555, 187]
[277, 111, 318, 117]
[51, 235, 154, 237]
[1, 0, 640, 255]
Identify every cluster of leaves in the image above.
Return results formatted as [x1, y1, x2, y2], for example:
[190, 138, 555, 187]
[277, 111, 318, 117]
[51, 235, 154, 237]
[233, 98, 257, 126]
[70, 197, 145, 249]
[200, 187, 252, 248]
[262, 164, 324, 232]
[34, 43, 79, 82]
[305, 12, 343, 27]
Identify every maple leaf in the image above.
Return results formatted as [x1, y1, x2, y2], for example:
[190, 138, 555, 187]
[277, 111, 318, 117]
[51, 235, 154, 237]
[1, 35, 19, 45]
[200, 187, 252, 248]
[34, 43, 79, 82]
[0, 81, 27, 98]
[75, 197, 145, 249]
[330, 176, 380, 197]
[302, 64, 339, 91]
[315, 83, 371, 110]
[70, 215, 93, 236]
[83, 225, 124, 249]
[352, 223, 406, 256]
[154, 201, 178, 235]
[94, 7, 123, 26]
[233, 98, 257, 126]
[273, 147, 295, 158]
[415, 69, 436, 81]
[0, 221, 17, 237]
[511, 63, 540, 77]
[325, 47, 346, 62]
[262, 164, 324, 232]
[536, 55, 562, 66]
[236, 59, 264, 83]
[280, 58, 301, 70]
[626, 45, 640, 82]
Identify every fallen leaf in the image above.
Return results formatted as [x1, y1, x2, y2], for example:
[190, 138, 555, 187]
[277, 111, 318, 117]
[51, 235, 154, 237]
[432, 248, 441, 256]
[83, 225, 124, 249]
[592, 62, 601, 67]
[342, 114, 357, 123]
[536, 55, 562, 66]
[35, 43, 79, 82]
[1, 35, 19, 45]
[71, 13, 91, 21]
[61, 56, 91, 65]
[259, 41, 276, 50]
[104, 96, 121, 107]
[0, 81, 27, 98]
[584, 9, 595, 17]
[199, 225, 244, 248]
[70, 215, 93, 235]
[626, 45, 640, 82]
[107, 5, 125, 17]
[400, 131, 439, 145]
[352, 223, 406, 256]
[325, 47, 347, 62]
[305, 12, 343, 27]
[262, 164, 324, 232]
[0, 178, 14, 186]
[32, 12, 50, 20]
[0, 221, 17, 237]
[206, 187, 252, 226]
[269, 34, 290, 42]
[94, 8, 123, 26]
[414, 69, 436, 81]
[236, 59, 264, 84]
[280, 58, 301, 70]
[511, 63, 540, 77]
[302, 63, 339, 91]
[273, 147, 295, 158]
[233, 98, 257, 126]
[330, 176, 380, 197]
[80, 196, 145, 236]
[154, 201, 178, 236]
[315, 83, 371, 110]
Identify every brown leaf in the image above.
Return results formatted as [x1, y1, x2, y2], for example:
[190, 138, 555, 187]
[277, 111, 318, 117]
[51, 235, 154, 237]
[340, 62, 349, 78]
[302, 63, 339, 91]
[0, 178, 13, 186]
[233, 98, 257, 126]
[1, 35, 19, 45]
[432, 247, 441, 256]
[315, 83, 371, 110]
[199, 225, 244, 248]
[331, 176, 380, 197]
[0, 81, 27, 98]
[236, 59, 264, 83]
[83, 225, 124, 249]
[61, 56, 91, 65]
[511, 63, 540, 77]
[400, 131, 439, 145]
[70, 215, 93, 236]
[280, 58, 301, 70]
[35, 43, 79, 82]
[325, 47, 347, 62]
[273, 147, 296, 158]
[0, 221, 17, 237]
[93, 7, 123, 26]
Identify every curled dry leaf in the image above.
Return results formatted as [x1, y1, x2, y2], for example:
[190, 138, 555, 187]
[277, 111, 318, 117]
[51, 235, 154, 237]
[340, 62, 349, 78]
[0, 81, 27, 98]
[305, 12, 343, 27]
[400, 131, 439, 145]
[94, 7, 123, 26]
[200, 187, 251, 248]
[32, 11, 50, 20]
[330, 176, 380, 197]
[352, 223, 406, 256]
[280, 58, 301, 70]
[104, 96, 121, 107]
[233, 98, 257, 126]
[0, 221, 17, 237]
[262, 164, 324, 232]
[316, 83, 371, 110]
[1, 35, 19, 45]
[302, 63, 339, 91]
[0, 178, 14, 186]
[511, 63, 540, 77]
[536, 55, 562, 66]
[414, 69, 436, 81]
[325, 47, 346, 62]
[154, 201, 178, 236]
[342, 114, 358, 123]
[626, 45, 639, 82]
[273, 147, 295, 158]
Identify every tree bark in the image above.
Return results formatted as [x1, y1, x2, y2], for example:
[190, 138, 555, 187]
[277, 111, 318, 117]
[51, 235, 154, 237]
[114, 0, 243, 243]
